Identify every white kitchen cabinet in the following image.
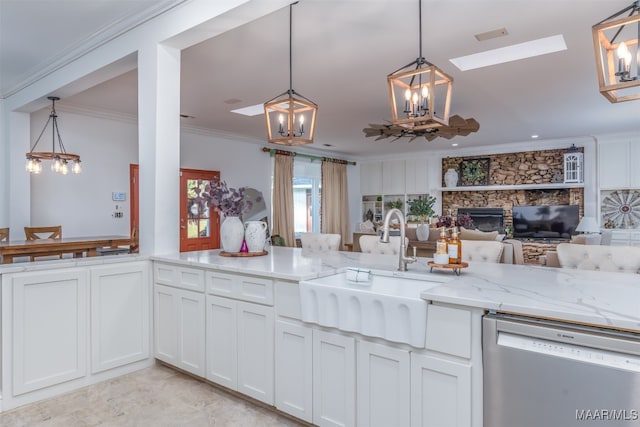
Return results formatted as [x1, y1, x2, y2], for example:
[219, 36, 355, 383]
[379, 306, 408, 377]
[91, 262, 150, 373]
[410, 353, 472, 427]
[10, 269, 89, 396]
[382, 159, 406, 195]
[154, 284, 205, 377]
[356, 340, 410, 427]
[405, 158, 430, 194]
[206, 294, 274, 405]
[360, 161, 383, 195]
[313, 329, 356, 427]
[275, 319, 313, 422]
[599, 140, 640, 189]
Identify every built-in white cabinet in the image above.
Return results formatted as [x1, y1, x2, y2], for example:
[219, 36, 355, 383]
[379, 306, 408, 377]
[154, 284, 205, 376]
[599, 140, 640, 189]
[382, 159, 406, 195]
[153, 263, 206, 377]
[360, 161, 383, 195]
[2, 261, 152, 411]
[275, 319, 313, 422]
[313, 329, 356, 427]
[610, 230, 640, 246]
[10, 269, 90, 396]
[205, 271, 275, 405]
[405, 158, 430, 194]
[91, 263, 150, 374]
[410, 353, 472, 427]
[357, 340, 410, 427]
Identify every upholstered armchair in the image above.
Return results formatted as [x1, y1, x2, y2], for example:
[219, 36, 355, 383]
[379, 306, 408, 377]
[299, 233, 341, 253]
[461, 240, 504, 263]
[554, 243, 640, 273]
[359, 235, 409, 255]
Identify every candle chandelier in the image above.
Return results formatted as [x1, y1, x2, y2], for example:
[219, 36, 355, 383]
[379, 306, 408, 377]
[593, 0, 640, 103]
[387, 0, 452, 131]
[25, 97, 82, 175]
[264, 2, 317, 146]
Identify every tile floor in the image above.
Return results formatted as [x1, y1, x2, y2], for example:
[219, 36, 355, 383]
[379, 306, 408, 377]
[0, 363, 305, 426]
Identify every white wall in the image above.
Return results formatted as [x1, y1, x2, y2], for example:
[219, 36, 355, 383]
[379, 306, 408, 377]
[30, 108, 137, 237]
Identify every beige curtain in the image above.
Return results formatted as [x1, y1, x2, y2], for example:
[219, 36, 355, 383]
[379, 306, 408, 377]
[272, 154, 295, 247]
[321, 160, 350, 250]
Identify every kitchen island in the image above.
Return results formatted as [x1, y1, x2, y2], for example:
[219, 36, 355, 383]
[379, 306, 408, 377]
[1, 247, 637, 426]
[152, 247, 640, 427]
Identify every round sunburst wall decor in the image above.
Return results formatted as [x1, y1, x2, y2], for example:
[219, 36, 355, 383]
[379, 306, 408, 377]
[601, 190, 640, 229]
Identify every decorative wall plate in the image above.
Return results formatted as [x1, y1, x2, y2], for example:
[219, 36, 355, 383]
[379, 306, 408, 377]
[601, 190, 640, 229]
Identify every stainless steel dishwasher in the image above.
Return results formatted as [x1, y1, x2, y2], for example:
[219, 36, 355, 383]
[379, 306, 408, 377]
[483, 312, 640, 427]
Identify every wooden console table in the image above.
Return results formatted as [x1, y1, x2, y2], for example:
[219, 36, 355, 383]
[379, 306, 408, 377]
[0, 236, 133, 264]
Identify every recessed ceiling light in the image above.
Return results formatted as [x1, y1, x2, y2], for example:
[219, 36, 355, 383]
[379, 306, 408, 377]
[452, 143, 459, 147]
[531, 134, 539, 139]
[230, 103, 264, 116]
[449, 34, 567, 71]
[323, 144, 333, 147]
[474, 27, 509, 42]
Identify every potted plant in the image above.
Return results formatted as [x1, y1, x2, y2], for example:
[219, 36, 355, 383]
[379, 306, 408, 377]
[407, 195, 436, 223]
[408, 195, 437, 241]
[385, 199, 403, 211]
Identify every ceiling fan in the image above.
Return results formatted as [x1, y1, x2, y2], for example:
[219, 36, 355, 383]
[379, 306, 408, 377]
[363, 115, 480, 142]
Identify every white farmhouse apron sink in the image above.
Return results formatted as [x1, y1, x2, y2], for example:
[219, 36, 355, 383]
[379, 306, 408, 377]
[299, 270, 447, 348]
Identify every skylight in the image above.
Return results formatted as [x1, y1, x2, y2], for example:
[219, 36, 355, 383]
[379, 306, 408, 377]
[230, 103, 264, 116]
[449, 34, 567, 71]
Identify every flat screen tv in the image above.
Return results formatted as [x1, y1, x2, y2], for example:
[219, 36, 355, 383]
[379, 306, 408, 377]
[512, 205, 579, 239]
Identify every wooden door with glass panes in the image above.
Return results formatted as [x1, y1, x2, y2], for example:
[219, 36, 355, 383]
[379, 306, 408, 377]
[180, 169, 220, 252]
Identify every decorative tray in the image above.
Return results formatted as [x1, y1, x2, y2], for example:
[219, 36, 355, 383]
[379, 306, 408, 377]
[219, 250, 268, 257]
[427, 261, 469, 276]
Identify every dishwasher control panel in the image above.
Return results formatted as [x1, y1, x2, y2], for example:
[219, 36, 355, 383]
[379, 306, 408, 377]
[498, 332, 640, 373]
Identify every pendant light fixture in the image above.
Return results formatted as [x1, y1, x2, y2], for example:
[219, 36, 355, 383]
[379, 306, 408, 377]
[593, 1, 640, 103]
[387, 0, 452, 131]
[25, 96, 82, 175]
[264, 2, 317, 146]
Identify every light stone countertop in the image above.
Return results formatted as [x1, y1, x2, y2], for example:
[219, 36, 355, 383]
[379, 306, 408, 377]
[153, 246, 640, 332]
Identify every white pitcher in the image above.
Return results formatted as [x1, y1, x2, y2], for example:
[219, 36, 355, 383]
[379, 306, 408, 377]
[244, 221, 267, 252]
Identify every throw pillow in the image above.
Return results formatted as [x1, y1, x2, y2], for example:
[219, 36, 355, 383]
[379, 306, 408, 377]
[459, 227, 499, 241]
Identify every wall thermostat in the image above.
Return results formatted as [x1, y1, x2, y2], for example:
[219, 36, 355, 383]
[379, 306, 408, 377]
[112, 192, 126, 201]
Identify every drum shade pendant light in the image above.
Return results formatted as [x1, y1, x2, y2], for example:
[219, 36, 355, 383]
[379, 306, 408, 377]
[388, 0, 452, 131]
[264, 2, 317, 146]
[593, 1, 640, 103]
[25, 97, 82, 174]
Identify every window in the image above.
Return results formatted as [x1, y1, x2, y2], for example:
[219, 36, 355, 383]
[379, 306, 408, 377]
[293, 159, 321, 235]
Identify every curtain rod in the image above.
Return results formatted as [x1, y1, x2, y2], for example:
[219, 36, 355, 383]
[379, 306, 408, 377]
[261, 147, 356, 165]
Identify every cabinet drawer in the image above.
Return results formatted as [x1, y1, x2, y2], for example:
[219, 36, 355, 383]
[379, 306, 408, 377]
[154, 263, 205, 292]
[425, 304, 471, 359]
[207, 271, 273, 305]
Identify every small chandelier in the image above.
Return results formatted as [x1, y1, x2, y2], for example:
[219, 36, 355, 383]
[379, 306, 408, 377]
[592, 1, 640, 103]
[25, 96, 82, 175]
[264, 2, 317, 146]
[387, 0, 452, 131]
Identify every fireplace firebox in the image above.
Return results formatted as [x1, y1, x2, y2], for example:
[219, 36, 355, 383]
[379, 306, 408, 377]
[457, 208, 504, 232]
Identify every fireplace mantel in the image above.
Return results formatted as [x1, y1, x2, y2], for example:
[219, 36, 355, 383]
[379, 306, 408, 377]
[437, 182, 584, 192]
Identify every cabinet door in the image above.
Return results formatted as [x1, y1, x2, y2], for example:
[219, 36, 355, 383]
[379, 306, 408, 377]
[275, 319, 313, 422]
[357, 340, 410, 427]
[313, 329, 356, 427]
[91, 263, 150, 374]
[360, 161, 382, 195]
[382, 160, 406, 195]
[405, 158, 429, 194]
[154, 284, 205, 377]
[599, 141, 629, 189]
[12, 270, 89, 396]
[206, 294, 237, 389]
[411, 353, 472, 427]
[237, 301, 274, 405]
[177, 288, 205, 376]
[154, 284, 179, 365]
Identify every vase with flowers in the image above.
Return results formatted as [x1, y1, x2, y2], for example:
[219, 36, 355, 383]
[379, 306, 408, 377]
[202, 180, 252, 253]
[436, 212, 474, 230]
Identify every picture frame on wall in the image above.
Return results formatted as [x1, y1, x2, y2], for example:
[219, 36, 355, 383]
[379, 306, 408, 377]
[459, 157, 490, 186]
